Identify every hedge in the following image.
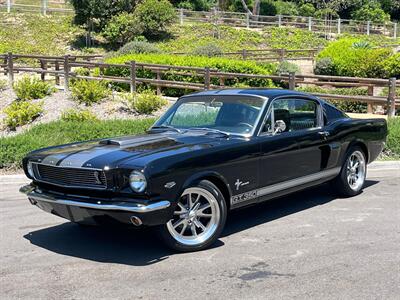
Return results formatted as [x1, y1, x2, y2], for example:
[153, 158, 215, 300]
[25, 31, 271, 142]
[316, 38, 393, 78]
[104, 54, 277, 96]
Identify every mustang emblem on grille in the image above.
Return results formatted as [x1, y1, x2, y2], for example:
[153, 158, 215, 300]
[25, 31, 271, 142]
[93, 171, 102, 185]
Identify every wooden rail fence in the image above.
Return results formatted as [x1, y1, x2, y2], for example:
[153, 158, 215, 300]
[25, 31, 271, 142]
[0, 53, 398, 116]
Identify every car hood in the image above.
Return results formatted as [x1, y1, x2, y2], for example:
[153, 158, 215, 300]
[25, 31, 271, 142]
[27, 131, 240, 170]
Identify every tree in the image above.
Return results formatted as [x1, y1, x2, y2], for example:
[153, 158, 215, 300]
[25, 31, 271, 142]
[69, 0, 137, 30]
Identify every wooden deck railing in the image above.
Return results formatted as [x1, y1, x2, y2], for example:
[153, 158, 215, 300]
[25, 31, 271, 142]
[0, 53, 398, 116]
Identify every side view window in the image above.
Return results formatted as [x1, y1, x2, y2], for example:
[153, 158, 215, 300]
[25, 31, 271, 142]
[262, 98, 319, 134]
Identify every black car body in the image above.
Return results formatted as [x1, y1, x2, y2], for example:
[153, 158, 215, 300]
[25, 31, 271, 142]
[20, 89, 387, 251]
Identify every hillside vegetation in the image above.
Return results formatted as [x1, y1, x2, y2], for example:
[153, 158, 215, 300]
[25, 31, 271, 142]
[0, 13, 84, 55]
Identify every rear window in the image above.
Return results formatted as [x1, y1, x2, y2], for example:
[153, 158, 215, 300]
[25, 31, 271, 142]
[323, 103, 348, 125]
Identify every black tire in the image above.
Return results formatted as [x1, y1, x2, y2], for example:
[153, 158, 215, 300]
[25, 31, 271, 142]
[157, 180, 227, 252]
[332, 146, 367, 197]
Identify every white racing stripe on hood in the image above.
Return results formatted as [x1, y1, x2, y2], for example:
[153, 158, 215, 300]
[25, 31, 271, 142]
[58, 147, 115, 168]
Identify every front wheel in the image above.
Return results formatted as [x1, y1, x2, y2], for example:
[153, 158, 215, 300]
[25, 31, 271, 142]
[157, 180, 227, 252]
[333, 146, 367, 197]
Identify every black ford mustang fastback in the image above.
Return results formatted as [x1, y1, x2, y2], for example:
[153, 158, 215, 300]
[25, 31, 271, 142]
[20, 89, 387, 251]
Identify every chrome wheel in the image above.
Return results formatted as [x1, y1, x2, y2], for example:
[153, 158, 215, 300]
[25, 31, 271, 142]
[166, 187, 221, 246]
[346, 150, 366, 191]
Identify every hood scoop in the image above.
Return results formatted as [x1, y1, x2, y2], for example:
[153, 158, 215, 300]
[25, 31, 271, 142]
[99, 135, 172, 147]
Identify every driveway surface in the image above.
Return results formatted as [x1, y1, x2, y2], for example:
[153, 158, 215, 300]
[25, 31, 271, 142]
[1, 164, 399, 299]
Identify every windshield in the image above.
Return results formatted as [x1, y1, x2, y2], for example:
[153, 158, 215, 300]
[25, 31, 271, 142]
[154, 95, 266, 135]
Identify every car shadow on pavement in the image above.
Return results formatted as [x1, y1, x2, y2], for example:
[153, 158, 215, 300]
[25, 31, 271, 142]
[23, 180, 378, 266]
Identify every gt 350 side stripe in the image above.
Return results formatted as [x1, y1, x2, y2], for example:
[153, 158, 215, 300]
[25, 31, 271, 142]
[231, 167, 341, 205]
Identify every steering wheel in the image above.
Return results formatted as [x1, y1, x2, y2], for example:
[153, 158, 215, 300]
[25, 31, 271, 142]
[238, 122, 254, 129]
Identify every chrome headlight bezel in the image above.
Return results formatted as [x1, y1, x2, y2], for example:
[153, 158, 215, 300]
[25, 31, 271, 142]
[27, 162, 34, 178]
[129, 170, 147, 193]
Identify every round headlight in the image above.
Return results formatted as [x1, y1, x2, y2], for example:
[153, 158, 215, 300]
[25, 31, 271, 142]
[129, 171, 147, 193]
[27, 162, 34, 178]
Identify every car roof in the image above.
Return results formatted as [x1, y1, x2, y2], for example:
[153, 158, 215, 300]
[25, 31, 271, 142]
[183, 88, 323, 102]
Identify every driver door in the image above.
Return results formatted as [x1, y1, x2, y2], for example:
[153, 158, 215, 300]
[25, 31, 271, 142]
[257, 97, 326, 191]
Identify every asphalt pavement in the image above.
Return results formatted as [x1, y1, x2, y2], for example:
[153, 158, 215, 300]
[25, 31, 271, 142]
[0, 163, 399, 300]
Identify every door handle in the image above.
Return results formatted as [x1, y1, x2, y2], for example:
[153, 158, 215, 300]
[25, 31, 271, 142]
[318, 131, 330, 138]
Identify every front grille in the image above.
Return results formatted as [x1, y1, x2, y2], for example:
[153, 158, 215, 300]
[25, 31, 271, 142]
[33, 163, 107, 189]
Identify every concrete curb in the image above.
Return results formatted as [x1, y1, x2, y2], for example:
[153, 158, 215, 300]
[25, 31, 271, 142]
[0, 161, 398, 182]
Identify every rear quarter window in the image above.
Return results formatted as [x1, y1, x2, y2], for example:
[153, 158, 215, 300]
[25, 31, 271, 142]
[323, 103, 348, 125]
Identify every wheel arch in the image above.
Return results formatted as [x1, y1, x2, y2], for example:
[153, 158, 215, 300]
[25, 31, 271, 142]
[347, 140, 369, 163]
[181, 171, 232, 210]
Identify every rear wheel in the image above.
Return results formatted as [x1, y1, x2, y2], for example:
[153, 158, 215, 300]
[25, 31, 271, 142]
[333, 146, 367, 197]
[158, 180, 227, 252]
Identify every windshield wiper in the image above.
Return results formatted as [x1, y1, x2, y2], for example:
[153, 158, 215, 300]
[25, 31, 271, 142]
[187, 127, 230, 137]
[150, 125, 183, 133]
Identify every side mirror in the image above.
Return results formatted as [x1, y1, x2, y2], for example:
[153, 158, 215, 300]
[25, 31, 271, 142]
[274, 120, 286, 134]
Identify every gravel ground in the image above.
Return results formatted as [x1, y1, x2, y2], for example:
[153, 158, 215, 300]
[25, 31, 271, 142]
[0, 88, 172, 138]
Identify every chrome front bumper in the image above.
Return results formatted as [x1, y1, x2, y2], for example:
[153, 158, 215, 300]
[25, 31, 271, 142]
[20, 184, 173, 226]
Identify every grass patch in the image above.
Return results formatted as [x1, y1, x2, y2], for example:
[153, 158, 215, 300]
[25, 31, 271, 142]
[0, 118, 155, 169]
[383, 117, 400, 160]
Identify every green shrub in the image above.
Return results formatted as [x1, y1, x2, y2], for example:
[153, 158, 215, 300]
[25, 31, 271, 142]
[119, 41, 161, 55]
[70, 80, 110, 105]
[296, 86, 368, 113]
[134, 0, 176, 39]
[177, 0, 213, 11]
[102, 12, 143, 46]
[351, 2, 390, 23]
[316, 38, 392, 78]
[104, 53, 276, 96]
[0, 79, 7, 91]
[314, 57, 336, 75]
[3, 101, 43, 129]
[298, 3, 315, 16]
[385, 117, 400, 159]
[13, 76, 56, 100]
[61, 109, 98, 122]
[0, 118, 155, 169]
[383, 54, 400, 78]
[192, 44, 223, 57]
[274, 0, 299, 15]
[260, 0, 277, 15]
[276, 60, 300, 75]
[122, 90, 168, 114]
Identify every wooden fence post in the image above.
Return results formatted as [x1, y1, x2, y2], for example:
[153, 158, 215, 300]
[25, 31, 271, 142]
[246, 13, 250, 29]
[308, 17, 312, 31]
[277, 15, 282, 27]
[387, 77, 396, 117]
[367, 85, 374, 114]
[7, 52, 13, 88]
[42, 0, 47, 16]
[288, 72, 295, 90]
[179, 8, 184, 25]
[7, 0, 11, 13]
[63, 55, 70, 92]
[204, 67, 210, 90]
[156, 70, 161, 95]
[130, 61, 137, 93]
[278, 49, 285, 62]
[337, 18, 341, 35]
[366, 21, 370, 35]
[242, 49, 247, 60]
[55, 60, 60, 85]
[40, 59, 47, 81]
